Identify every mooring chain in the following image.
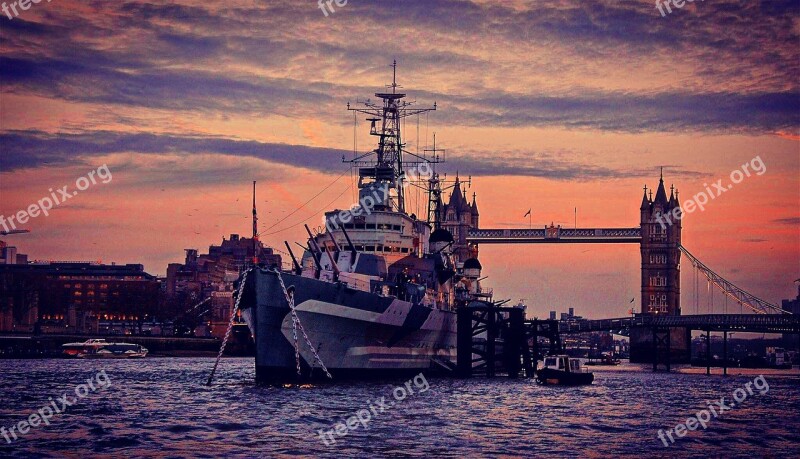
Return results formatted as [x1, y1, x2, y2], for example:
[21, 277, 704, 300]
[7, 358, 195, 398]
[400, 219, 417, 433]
[289, 291, 302, 376]
[273, 269, 333, 379]
[206, 269, 250, 385]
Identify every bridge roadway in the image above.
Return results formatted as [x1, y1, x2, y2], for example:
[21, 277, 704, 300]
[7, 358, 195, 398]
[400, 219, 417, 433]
[467, 227, 642, 244]
[557, 314, 800, 334]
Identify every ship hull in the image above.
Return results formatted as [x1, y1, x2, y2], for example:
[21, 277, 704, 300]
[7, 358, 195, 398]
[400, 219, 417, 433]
[239, 269, 457, 384]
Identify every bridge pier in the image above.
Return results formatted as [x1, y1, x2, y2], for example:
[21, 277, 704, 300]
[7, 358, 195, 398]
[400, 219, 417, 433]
[723, 331, 728, 377]
[630, 327, 690, 365]
[706, 329, 711, 376]
[457, 305, 559, 379]
[652, 327, 671, 372]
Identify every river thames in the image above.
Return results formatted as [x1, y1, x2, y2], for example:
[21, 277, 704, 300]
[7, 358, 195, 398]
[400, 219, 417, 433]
[0, 358, 798, 458]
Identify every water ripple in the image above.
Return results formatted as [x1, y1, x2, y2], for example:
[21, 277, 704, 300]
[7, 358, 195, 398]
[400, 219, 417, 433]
[0, 359, 798, 457]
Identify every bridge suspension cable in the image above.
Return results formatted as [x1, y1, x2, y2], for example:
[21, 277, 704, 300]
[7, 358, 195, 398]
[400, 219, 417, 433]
[679, 245, 787, 315]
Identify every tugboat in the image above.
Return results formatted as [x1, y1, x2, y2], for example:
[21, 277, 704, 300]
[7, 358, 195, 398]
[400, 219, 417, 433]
[537, 355, 594, 385]
[62, 339, 148, 359]
[238, 62, 493, 383]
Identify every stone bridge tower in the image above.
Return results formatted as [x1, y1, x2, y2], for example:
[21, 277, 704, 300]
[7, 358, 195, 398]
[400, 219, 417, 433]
[639, 172, 681, 316]
[631, 170, 690, 363]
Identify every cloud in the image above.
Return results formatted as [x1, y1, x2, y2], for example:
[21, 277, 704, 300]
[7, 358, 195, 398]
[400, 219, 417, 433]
[0, 130, 703, 181]
[772, 217, 800, 225]
[0, 0, 797, 134]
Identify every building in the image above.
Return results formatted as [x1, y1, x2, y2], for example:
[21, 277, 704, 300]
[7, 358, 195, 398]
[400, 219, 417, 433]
[439, 175, 480, 265]
[631, 171, 690, 363]
[639, 173, 682, 316]
[782, 280, 800, 349]
[164, 234, 281, 338]
[782, 280, 800, 315]
[0, 241, 28, 265]
[0, 262, 160, 334]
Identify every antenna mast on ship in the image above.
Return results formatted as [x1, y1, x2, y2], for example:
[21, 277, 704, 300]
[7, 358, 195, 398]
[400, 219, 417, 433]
[346, 60, 439, 215]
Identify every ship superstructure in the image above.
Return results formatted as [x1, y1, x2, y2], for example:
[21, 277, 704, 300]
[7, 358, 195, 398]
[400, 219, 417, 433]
[238, 63, 490, 383]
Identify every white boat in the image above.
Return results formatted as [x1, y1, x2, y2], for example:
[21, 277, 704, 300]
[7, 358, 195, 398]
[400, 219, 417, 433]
[62, 339, 148, 359]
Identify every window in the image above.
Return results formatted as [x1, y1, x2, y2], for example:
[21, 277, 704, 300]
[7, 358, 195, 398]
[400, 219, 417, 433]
[365, 246, 375, 252]
[649, 275, 666, 287]
[648, 294, 668, 313]
[650, 224, 667, 241]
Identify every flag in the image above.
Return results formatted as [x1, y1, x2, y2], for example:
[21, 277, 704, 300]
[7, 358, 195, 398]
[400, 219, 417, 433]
[523, 209, 531, 217]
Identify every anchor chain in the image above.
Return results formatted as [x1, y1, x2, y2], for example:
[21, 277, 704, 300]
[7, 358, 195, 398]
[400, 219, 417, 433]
[206, 269, 250, 385]
[273, 269, 333, 379]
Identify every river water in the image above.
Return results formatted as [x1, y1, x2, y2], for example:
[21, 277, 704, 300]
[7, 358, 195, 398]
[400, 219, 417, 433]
[0, 358, 798, 458]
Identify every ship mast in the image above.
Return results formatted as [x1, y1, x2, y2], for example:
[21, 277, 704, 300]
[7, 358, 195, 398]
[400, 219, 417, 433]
[346, 61, 438, 214]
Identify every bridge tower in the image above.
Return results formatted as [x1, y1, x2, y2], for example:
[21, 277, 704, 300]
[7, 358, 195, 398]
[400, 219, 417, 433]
[441, 175, 480, 266]
[631, 170, 690, 363]
[639, 172, 681, 315]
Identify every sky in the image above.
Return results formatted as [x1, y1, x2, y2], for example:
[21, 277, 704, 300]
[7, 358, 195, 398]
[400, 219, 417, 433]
[1, 0, 798, 319]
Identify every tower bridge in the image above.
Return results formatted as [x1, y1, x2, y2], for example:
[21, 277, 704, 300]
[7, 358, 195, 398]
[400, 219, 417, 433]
[467, 227, 642, 244]
[440, 170, 791, 365]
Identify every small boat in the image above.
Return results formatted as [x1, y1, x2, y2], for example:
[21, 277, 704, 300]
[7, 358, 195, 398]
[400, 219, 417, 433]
[537, 355, 594, 386]
[584, 353, 620, 366]
[62, 339, 148, 359]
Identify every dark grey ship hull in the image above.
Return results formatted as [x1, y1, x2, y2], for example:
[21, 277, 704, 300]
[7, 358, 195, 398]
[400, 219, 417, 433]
[238, 268, 457, 384]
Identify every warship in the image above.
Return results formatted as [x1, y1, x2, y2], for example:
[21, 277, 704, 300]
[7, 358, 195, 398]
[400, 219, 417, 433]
[238, 63, 490, 383]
